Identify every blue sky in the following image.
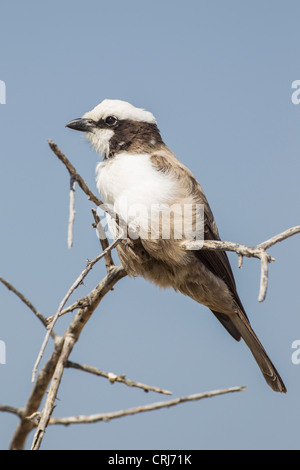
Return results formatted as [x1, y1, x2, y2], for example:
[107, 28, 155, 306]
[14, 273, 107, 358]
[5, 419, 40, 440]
[0, 0, 300, 450]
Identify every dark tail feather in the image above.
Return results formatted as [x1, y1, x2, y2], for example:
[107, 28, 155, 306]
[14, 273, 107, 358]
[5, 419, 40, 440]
[211, 310, 241, 341]
[230, 310, 287, 393]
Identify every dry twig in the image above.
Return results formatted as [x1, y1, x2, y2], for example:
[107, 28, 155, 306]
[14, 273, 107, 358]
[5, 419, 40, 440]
[32, 235, 124, 383]
[92, 208, 115, 271]
[49, 386, 246, 426]
[48, 140, 102, 206]
[2, 141, 298, 451]
[0, 405, 24, 420]
[0, 277, 56, 340]
[9, 264, 126, 450]
[183, 225, 300, 302]
[67, 176, 76, 249]
[66, 361, 172, 395]
[30, 264, 127, 450]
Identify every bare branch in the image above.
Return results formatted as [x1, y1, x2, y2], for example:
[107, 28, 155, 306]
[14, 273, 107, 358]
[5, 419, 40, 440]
[10, 264, 126, 450]
[49, 386, 246, 426]
[67, 176, 76, 249]
[28, 264, 127, 450]
[7, 142, 296, 451]
[32, 236, 124, 383]
[257, 225, 300, 250]
[25, 411, 41, 424]
[182, 225, 300, 302]
[238, 253, 243, 269]
[31, 334, 76, 450]
[10, 337, 64, 450]
[92, 208, 115, 271]
[183, 239, 273, 260]
[66, 361, 172, 395]
[48, 140, 102, 206]
[46, 297, 90, 323]
[0, 277, 56, 339]
[258, 252, 269, 302]
[49, 141, 129, 237]
[0, 405, 24, 419]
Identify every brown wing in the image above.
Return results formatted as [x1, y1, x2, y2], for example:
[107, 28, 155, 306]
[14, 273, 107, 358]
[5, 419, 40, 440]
[150, 151, 248, 340]
[150, 151, 287, 391]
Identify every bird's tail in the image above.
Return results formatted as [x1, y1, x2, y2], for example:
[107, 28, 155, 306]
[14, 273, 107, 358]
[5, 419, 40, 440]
[230, 309, 287, 393]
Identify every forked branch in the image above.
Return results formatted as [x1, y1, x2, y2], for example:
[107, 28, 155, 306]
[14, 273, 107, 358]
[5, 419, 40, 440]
[1, 141, 298, 451]
[183, 225, 300, 302]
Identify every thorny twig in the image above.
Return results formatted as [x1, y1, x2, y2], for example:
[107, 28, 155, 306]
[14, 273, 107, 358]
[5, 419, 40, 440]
[1, 141, 298, 450]
[31, 234, 124, 383]
[65, 361, 172, 395]
[49, 386, 246, 426]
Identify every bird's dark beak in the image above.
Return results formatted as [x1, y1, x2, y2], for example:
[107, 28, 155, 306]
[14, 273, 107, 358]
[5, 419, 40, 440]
[65, 118, 94, 132]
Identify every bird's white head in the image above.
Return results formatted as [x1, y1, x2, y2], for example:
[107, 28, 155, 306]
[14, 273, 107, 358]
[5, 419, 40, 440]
[66, 99, 157, 157]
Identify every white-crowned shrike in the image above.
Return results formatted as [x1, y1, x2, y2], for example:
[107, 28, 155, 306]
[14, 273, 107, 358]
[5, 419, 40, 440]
[66, 99, 286, 393]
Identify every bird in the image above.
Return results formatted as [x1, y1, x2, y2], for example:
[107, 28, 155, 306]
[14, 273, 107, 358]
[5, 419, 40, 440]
[66, 99, 286, 393]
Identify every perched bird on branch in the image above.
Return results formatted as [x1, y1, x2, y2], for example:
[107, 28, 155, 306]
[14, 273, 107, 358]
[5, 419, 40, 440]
[66, 99, 286, 393]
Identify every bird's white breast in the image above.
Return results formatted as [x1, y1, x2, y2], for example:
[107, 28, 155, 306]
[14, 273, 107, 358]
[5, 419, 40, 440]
[96, 153, 175, 208]
[95, 152, 177, 239]
[96, 152, 204, 243]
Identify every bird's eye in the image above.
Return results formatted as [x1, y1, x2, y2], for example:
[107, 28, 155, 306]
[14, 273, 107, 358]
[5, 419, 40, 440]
[105, 116, 117, 126]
